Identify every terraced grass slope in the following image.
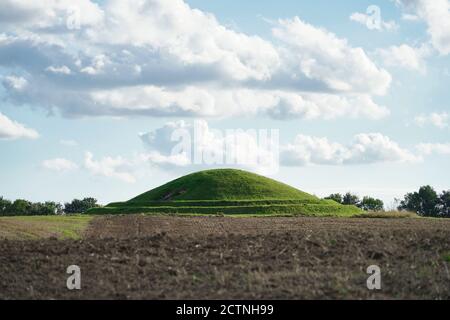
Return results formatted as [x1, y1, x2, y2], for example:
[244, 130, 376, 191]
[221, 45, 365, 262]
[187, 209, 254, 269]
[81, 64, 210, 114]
[132, 169, 317, 201]
[89, 169, 361, 217]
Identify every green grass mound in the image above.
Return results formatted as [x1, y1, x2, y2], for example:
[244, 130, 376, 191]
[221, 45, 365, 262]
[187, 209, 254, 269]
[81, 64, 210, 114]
[88, 169, 361, 217]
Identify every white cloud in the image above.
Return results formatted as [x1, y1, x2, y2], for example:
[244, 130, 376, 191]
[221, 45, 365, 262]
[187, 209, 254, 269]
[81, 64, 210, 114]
[0, 0, 391, 120]
[0, 112, 39, 140]
[47, 120, 446, 183]
[84, 151, 137, 183]
[140, 120, 280, 174]
[80, 55, 109, 75]
[350, 12, 398, 31]
[0, 0, 104, 30]
[414, 112, 449, 129]
[95, 0, 280, 82]
[263, 92, 389, 120]
[401, 14, 420, 21]
[42, 158, 78, 172]
[2, 75, 27, 90]
[376, 44, 430, 72]
[141, 121, 420, 171]
[416, 143, 450, 155]
[139, 152, 191, 167]
[395, 0, 450, 55]
[139, 120, 192, 155]
[90, 86, 389, 120]
[42, 149, 185, 182]
[272, 17, 391, 95]
[281, 133, 420, 166]
[46, 65, 71, 75]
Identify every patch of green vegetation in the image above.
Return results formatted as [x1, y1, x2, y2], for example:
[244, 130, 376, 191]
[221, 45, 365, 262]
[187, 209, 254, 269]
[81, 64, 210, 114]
[354, 211, 419, 219]
[130, 169, 318, 202]
[88, 169, 362, 217]
[443, 253, 450, 263]
[88, 203, 360, 217]
[0, 215, 93, 240]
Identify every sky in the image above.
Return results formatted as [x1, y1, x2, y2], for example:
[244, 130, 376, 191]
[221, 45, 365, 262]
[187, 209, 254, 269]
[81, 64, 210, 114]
[0, 0, 449, 207]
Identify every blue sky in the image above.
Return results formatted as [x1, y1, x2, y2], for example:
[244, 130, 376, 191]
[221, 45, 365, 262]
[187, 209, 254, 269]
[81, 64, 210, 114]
[0, 0, 449, 206]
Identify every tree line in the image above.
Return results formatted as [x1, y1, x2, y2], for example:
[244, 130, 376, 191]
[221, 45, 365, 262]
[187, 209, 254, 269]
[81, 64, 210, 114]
[1, 185, 449, 217]
[0, 197, 100, 216]
[325, 193, 384, 212]
[325, 185, 449, 218]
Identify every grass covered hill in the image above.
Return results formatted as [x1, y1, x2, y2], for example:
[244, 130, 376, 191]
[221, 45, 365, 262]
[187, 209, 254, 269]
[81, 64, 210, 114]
[89, 169, 361, 217]
[131, 169, 317, 201]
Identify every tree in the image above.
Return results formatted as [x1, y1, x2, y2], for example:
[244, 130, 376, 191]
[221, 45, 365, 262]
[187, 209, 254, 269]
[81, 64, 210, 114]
[29, 202, 63, 215]
[325, 193, 343, 204]
[398, 185, 439, 217]
[438, 190, 450, 218]
[342, 192, 360, 206]
[0, 197, 12, 215]
[64, 198, 99, 214]
[81, 197, 98, 209]
[359, 196, 384, 211]
[10, 199, 31, 216]
[0, 197, 64, 216]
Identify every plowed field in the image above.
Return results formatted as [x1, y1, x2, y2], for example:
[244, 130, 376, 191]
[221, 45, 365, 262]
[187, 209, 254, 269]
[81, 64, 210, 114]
[1, 215, 449, 299]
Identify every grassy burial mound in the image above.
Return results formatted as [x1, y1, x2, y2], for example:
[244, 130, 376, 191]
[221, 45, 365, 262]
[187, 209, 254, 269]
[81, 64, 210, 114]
[89, 169, 361, 217]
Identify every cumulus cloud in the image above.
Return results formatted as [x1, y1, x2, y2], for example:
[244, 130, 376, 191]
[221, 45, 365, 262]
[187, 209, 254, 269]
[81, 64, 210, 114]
[414, 112, 449, 129]
[272, 17, 391, 95]
[50, 120, 445, 183]
[139, 120, 280, 174]
[416, 143, 450, 155]
[281, 133, 420, 166]
[0, 0, 391, 120]
[350, 11, 398, 31]
[42, 158, 78, 172]
[46, 65, 71, 75]
[89, 86, 389, 120]
[2, 75, 27, 90]
[0, 112, 39, 140]
[41, 150, 185, 183]
[401, 13, 420, 22]
[139, 152, 191, 168]
[395, 0, 450, 55]
[376, 44, 430, 72]
[141, 121, 421, 171]
[84, 151, 137, 183]
[139, 120, 192, 155]
[0, 0, 104, 30]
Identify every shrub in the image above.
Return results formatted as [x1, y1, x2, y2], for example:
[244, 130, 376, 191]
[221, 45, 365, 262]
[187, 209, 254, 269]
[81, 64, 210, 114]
[64, 197, 100, 214]
[359, 196, 384, 212]
[398, 186, 449, 217]
[325, 193, 343, 204]
[0, 196, 96, 216]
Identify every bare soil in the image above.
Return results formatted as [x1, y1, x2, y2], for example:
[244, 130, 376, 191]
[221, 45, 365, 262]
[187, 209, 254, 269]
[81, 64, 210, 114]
[0, 215, 449, 299]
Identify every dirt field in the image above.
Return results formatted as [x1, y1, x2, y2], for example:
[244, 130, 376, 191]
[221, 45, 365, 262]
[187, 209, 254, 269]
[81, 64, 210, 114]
[1, 215, 449, 299]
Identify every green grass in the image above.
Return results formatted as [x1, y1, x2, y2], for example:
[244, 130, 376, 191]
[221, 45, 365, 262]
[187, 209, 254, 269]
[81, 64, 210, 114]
[0, 215, 93, 240]
[88, 203, 361, 217]
[443, 253, 450, 263]
[88, 169, 362, 217]
[354, 211, 420, 219]
[130, 169, 318, 201]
